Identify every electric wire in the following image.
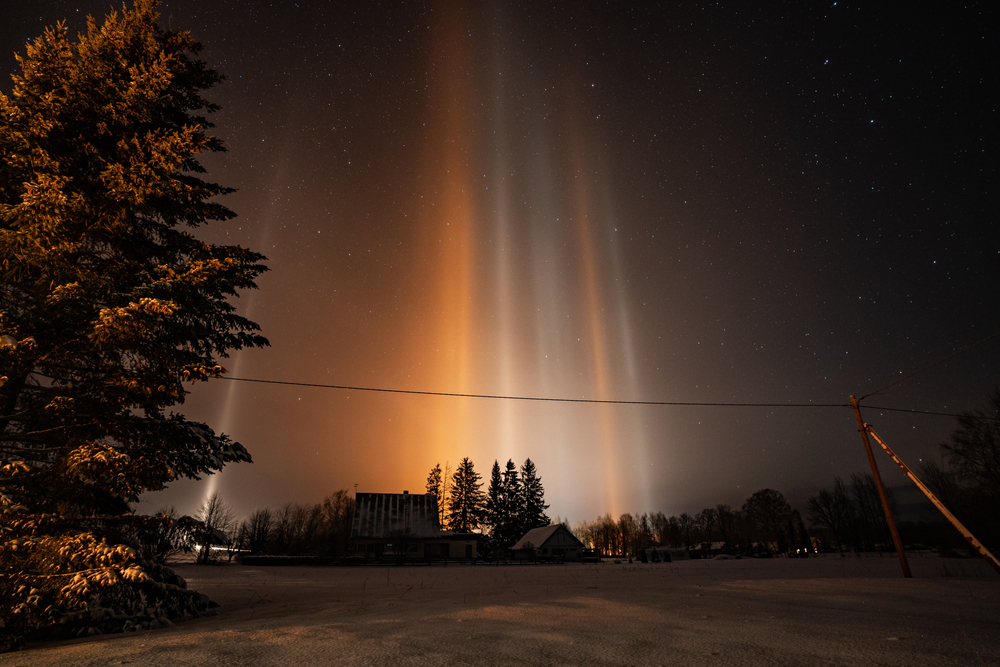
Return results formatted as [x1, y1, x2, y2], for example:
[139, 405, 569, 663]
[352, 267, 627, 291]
[215, 377, 972, 417]
[220, 375, 845, 407]
[860, 328, 1000, 400]
[862, 405, 996, 419]
[218, 377, 996, 419]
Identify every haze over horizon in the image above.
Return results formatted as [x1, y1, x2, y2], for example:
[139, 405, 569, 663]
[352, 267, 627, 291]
[3, 1, 996, 523]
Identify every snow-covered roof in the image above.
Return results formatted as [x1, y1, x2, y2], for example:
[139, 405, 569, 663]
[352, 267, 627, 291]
[511, 524, 584, 551]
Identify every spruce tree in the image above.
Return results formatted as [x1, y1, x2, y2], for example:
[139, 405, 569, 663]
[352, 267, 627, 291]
[519, 458, 550, 532]
[425, 462, 443, 525]
[446, 457, 484, 532]
[484, 460, 503, 536]
[499, 458, 522, 546]
[0, 0, 266, 648]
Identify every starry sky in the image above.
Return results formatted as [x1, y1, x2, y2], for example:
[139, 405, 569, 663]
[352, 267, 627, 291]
[3, 1, 997, 523]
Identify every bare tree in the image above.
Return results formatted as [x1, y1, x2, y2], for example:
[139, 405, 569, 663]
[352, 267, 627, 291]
[806, 481, 851, 552]
[919, 457, 964, 510]
[603, 514, 620, 556]
[678, 513, 696, 550]
[667, 515, 682, 548]
[302, 503, 324, 553]
[742, 489, 792, 552]
[919, 390, 1000, 550]
[225, 522, 245, 562]
[286, 504, 310, 554]
[271, 502, 295, 554]
[618, 514, 637, 557]
[637, 513, 654, 552]
[941, 387, 1000, 498]
[197, 491, 236, 563]
[698, 508, 717, 555]
[243, 508, 274, 554]
[715, 504, 737, 552]
[571, 519, 592, 547]
[321, 490, 356, 556]
[850, 473, 894, 552]
[650, 512, 669, 545]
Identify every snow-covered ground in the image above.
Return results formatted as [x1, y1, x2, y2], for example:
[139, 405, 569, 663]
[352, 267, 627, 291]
[10, 554, 1000, 666]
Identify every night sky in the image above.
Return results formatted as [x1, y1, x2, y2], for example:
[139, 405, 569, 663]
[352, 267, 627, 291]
[3, 1, 997, 523]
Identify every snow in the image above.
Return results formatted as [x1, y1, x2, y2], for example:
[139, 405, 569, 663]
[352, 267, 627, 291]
[11, 554, 999, 666]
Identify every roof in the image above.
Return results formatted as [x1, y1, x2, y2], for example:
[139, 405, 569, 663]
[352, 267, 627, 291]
[511, 524, 585, 551]
[352, 492, 442, 538]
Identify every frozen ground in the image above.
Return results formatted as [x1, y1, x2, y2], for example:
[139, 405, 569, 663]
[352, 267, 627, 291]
[6, 554, 999, 666]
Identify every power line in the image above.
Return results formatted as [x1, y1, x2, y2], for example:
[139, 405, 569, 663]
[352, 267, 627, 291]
[862, 405, 991, 419]
[860, 328, 1000, 400]
[218, 376, 990, 419]
[219, 376, 846, 408]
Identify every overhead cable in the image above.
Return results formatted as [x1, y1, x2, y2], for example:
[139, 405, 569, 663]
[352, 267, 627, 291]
[860, 328, 1000, 400]
[219, 376, 845, 408]
[218, 377, 994, 419]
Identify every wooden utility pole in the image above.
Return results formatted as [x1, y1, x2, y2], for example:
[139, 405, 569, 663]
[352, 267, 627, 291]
[850, 395, 912, 578]
[866, 426, 1000, 576]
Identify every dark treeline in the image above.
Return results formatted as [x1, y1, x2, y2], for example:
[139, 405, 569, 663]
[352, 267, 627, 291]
[806, 473, 902, 553]
[572, 486, 812, 558]
[572, 473, 920, 559]
[142, 489, 357, 564]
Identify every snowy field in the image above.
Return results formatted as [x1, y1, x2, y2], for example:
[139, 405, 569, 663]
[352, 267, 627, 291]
[7, 554, 1000, 666]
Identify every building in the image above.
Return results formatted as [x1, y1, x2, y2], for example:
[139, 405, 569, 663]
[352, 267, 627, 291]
[351, 491, 479, 560]
[510, 524, 586, 561]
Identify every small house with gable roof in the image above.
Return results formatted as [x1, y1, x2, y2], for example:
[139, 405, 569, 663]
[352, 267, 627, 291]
[510, 524, 585, 561]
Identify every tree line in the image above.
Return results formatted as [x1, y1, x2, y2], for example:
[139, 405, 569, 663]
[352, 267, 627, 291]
[137, 489, 358, 565]
[572, 471, 965, 560]
[572, 487, 813, 558]
[426, 457, 550, 551]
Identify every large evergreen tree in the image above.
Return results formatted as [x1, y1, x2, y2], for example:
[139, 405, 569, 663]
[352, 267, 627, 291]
[484, 460, 503, 535]
[0, 0, 266, 648]
[499, 459, 522, 545]
[485, 458, 524, 548]
[446, 457, 484, 532]
[519, 458, 549, 532]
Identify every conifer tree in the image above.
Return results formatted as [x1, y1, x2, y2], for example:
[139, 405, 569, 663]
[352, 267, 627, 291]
[446, 457, 485, 532]
[0, 0, 266, 648]
[426, 462, 443, 526]
[499, 458, 522, 545]
[519, 458, 549, 532]
[484, 460, 503, 535]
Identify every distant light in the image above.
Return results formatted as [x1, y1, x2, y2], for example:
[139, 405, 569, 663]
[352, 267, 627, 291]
[0, 335, 16, 347]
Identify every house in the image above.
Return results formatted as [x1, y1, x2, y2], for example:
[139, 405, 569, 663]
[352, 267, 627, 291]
[510, 524, 585, 561]
[351, 491, 479, 560]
